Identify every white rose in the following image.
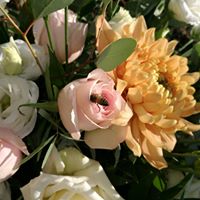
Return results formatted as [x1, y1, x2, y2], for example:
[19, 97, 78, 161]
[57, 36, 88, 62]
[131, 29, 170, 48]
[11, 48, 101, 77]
[0, 75, 39, 138]
[0, 182, 11, 200]
[0, 0, 10, 16]
[168, 0, 200, 26]
[21, 147, 124, 200]
[0, 37, 49, 80]
[109, 7, 135, 34]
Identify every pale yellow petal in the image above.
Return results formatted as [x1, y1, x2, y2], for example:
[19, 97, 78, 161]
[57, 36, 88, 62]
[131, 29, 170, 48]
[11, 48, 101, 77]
[134, 104, 155, 124]
[84, 125, 128, 149]
[142, 138, 168, 170]
[156, 118, 177, 129]
[127, 87, 143, 104]
[125, 124, 142, 157]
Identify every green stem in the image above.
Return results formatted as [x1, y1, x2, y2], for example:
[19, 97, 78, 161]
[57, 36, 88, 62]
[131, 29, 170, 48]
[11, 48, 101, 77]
[0, 5, 44, 74]
[64, 7, 68, 68]
[178, 39, 194, 53]
[43, 16, 54, 101]
[44, 16, 54, 51]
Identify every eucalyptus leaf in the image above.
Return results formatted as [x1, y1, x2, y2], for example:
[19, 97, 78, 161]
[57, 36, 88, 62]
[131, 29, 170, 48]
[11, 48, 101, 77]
[31, 0, 74, 18]
[96, 38, 136, 71]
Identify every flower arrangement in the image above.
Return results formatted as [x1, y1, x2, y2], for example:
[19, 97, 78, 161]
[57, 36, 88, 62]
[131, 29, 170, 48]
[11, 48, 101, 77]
[1, 0, 200, 199]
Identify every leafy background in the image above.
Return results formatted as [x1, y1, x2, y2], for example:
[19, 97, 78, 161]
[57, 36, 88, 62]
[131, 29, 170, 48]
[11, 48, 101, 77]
[2, 0, 200, 199]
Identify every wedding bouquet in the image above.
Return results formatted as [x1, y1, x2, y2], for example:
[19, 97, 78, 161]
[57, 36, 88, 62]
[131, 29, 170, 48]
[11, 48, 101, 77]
[1, 0, 200, 199]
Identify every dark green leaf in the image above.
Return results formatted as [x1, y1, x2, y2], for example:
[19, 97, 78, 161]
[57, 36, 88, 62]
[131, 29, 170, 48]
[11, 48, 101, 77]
[96, 38, 136, 71]
[102, 0, 112, 11]
[19, 102, 58, 112]
[31, 0, 74, 18]
[48, 48, 66, 89]
[20, 134, 56, 165]
[191, 42, 200, 69]
[114, 146, 121, 167]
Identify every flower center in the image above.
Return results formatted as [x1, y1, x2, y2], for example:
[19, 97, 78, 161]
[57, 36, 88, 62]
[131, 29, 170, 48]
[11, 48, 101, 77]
[90, 93, 109, 106]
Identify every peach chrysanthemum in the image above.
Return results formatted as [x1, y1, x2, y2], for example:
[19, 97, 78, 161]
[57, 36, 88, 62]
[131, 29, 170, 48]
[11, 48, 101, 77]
[96, 12, 200, 169]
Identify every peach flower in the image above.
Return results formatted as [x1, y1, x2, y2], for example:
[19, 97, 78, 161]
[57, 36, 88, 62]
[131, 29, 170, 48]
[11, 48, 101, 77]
[33, 9, 88, 63]
[96, 9, 200, 169]
[0, 127, 28, 182]
[58, 68, 133, 149]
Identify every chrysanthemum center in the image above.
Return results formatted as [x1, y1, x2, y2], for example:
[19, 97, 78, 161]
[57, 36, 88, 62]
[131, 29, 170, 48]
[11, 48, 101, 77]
[158, 74, 169, 89]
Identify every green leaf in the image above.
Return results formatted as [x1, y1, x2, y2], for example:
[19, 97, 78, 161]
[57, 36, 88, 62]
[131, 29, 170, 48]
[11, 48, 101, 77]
[191, 42, 200, 69]
[20, 134, 56, 165]
[48, 48, 66, 89]
[114, 145, 121, 168]
[19, 102, 58, 112]
[41, 138, 56, 169]
[153, 175, 165, 192]
[96, 38, 136, 71]
[31, 0, 74, 18]
[102, 0, 112, 12]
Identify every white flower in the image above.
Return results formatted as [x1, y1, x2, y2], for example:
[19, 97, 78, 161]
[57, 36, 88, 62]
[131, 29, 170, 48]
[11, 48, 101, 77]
[166, 169, 184, 188]
[184, 176, 200, 198]
[0, 37, 49, 80]
[0, 37, 23, 75]
[109, 7, 135, 34]
[0, 75, 39, 138]
[0, 0, 10, 16]
[21, 147, 124, 200]
[168, 0, 200, 26]
[0, 182, 11, 200]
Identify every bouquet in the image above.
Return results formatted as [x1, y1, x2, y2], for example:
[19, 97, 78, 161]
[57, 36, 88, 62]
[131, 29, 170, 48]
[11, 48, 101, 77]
[1, 0, 200, 199]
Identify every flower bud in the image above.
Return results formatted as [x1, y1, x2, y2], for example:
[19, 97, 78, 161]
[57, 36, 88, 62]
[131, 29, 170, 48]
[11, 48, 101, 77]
[0, 37, 23, 75]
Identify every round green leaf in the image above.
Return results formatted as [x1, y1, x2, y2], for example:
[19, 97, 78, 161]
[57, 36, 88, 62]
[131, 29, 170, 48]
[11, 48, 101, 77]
[96, 38, 136, 71]
[31, 0, 74, 19]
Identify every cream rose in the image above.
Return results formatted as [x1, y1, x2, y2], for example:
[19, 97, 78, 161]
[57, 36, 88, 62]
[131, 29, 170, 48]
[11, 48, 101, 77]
[0, 128, 29, 182]
[168, 0, 200, 26]
[58, 69, 133, 149]
[0, 37, 48, 80]
[33, 9, 88, 63]
[21, 146, 124, 200]
[109, 7, 135, 34]
[0, 181, 11, 200]
[0, 75, 39, 138]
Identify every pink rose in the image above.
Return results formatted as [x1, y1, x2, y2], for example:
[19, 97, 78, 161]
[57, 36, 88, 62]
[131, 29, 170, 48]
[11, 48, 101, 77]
[58, 69, 133, 149]
[33, 9, 88, 63]
[0, 128, 29, 182]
